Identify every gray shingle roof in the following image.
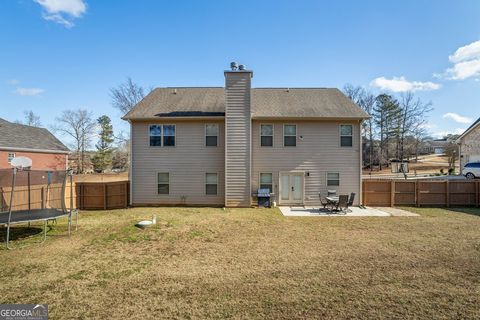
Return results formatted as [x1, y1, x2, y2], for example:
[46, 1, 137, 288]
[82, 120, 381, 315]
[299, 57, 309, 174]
[122, 87, 369, 120]
[0, 119, 69, 153]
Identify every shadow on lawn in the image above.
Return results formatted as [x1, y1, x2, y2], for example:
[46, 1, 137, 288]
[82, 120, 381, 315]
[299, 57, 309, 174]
[444, 207, 480, 217]
[0, 226, 44, 241]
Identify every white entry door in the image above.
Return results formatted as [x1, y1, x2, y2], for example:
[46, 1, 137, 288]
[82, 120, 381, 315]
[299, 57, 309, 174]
[279, 172, 304, 205]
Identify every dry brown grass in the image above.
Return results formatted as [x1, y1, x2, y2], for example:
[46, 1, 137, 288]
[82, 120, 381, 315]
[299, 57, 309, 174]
[1, 207, 479, 319]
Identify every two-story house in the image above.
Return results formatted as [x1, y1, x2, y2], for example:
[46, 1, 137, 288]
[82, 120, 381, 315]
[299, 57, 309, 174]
[123, 64, 369, 207]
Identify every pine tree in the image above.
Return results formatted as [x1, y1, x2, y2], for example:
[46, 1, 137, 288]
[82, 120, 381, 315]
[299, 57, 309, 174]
[373, 94, 400, 169]
[91, 115, 114, 172]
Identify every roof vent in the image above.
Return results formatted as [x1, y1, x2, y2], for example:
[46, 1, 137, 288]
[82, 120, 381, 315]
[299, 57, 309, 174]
[230, 62, 238, 71]
[238, 64, 246, 71]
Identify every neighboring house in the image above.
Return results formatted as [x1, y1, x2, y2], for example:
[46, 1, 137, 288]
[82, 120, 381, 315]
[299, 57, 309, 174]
[429, 138, 448, 155]
[0, 118, 69, 170]
[123, 64, 369, 207]
[457, 117, 480, 170]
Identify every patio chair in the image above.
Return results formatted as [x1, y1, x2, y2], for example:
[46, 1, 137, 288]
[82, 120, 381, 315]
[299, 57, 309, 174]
[335, 195, 349, 213]
[319, 193, 331, 210]
[348, 193, 356, 207]
[327, 190, 337, 197]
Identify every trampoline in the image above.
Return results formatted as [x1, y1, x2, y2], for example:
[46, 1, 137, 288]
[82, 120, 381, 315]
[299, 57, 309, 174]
[0, 157, 78, 249]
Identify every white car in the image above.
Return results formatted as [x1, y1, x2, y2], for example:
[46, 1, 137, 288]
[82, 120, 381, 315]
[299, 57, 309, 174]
[462, 162, 480, 179]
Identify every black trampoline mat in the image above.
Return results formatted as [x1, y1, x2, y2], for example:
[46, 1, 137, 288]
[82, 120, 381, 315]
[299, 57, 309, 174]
[0, 209, 68, 225]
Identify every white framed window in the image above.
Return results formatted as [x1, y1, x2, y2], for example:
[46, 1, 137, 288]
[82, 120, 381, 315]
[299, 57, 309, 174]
[340, 125, 353, 147]
[283, 124, 296, 147]
[205, 124, 218, 147]
[7, 153, 15, 163]
[327, 172, 340, 186]
[205, 173, 218, 195]
[260, 173, 273, 192]
[260, 124, 273, 147]
[163, 125, 176, 146]
[149, 125, 176, 147]
[149, 125, 162, 146]
[157, 172, 170, 194]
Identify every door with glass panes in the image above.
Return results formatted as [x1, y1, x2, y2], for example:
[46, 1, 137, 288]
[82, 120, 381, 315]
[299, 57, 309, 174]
[279, 172, 304, 205]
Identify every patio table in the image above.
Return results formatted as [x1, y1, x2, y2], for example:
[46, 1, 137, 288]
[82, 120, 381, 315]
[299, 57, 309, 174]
[326, 196, 339, 203]
[325, 196, 339, 211]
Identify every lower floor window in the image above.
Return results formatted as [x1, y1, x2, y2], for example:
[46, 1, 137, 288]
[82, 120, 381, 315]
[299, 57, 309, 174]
[7, 153, 15, 163]
[327, 172, 340, 186]
[158, 172, 169, 194]
[260, 173, 273, 192]
[206, 173, 218, 195]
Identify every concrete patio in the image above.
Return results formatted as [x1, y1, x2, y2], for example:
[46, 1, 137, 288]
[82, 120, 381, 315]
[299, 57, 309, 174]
[279, 206, 418, 217]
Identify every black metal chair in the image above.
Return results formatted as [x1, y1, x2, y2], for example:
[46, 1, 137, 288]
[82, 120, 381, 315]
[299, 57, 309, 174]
[335, 195, 349, 213]
[319, 193, 331, 211]
[327, 190, 337, 197]
[348, 193, 356, 207]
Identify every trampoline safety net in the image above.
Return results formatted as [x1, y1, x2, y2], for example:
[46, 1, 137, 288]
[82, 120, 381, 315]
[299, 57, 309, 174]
[0, 169, 68, 214]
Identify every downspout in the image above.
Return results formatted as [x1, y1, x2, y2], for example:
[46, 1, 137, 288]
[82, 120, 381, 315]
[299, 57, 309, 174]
[359, 119, 363, 206]
[129, 120, 133, 206]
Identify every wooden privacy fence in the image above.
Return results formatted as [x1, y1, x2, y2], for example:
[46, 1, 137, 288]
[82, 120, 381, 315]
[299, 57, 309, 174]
[363, 179, 480, 207]
[0, 180, 129, 211]
[76, 181, 129, 210]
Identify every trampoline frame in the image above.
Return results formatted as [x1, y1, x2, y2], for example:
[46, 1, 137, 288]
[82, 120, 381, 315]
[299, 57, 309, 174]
[1, 167, 78, 249]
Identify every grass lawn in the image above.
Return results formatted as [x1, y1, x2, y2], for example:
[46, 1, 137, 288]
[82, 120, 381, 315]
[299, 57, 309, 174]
[1, 207, 479, 319]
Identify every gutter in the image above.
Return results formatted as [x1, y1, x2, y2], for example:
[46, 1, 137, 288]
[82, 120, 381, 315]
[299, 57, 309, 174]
[0, 146, 70, 154]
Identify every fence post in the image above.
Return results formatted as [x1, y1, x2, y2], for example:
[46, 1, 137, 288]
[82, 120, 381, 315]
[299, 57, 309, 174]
[103, 184, 107, 210]
[416, 181, 420, 207]
[41, 186, 45, 209]
[390, 180, 395, 207]
[475, 181, 479, 207]
[124, 182, 128, 208]
[446, 180, 450, 208]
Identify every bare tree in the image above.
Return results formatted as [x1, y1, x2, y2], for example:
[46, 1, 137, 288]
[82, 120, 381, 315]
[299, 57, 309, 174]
[344, 84, 376, 170]
[110, 77, 147, 114]
[52, 109, 96, 173]
[397, 92, 433, 161]
[23, 110, 41, 127]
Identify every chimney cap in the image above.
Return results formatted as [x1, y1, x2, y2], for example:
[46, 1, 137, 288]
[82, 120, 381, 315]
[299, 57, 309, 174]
[230, 62, 238, 71]
[238, 64, 246, 71]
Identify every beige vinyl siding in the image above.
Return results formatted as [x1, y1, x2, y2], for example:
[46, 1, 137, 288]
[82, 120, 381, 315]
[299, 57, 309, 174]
[251, 120, 361, 206]
[225, 72, 252, 207]
[130, 120, 225, 206]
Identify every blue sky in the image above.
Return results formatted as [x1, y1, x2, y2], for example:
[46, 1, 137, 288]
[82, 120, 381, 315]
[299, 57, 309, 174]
[1, 0, 480, 145]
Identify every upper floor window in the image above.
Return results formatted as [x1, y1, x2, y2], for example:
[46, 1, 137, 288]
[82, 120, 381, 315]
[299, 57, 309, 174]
[7, 153, 15, 163]
[150, 124, 175, 147]
[206, 124, 218, 147]
[340, 125, 353, 147]
[283, 124, 297, 147]
[163, 125, 176, 146]
[261, 124, 273, 147]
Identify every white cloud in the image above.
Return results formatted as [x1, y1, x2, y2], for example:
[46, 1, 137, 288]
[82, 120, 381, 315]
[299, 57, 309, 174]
[370, 76, 441, 92]
[449, 40, 480, 63]
[34, 0, 87, 28]
[15, 87, 45, 96]
[432, 128, 466, 139]
[7, 79, 20, 85]
[440, 40, 480, 80]
[442, 112, 472, 124]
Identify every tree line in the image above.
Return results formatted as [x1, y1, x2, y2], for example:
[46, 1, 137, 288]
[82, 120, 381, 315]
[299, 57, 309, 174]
[15, 78, 147, 173]
[343, 84, 434, 170]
